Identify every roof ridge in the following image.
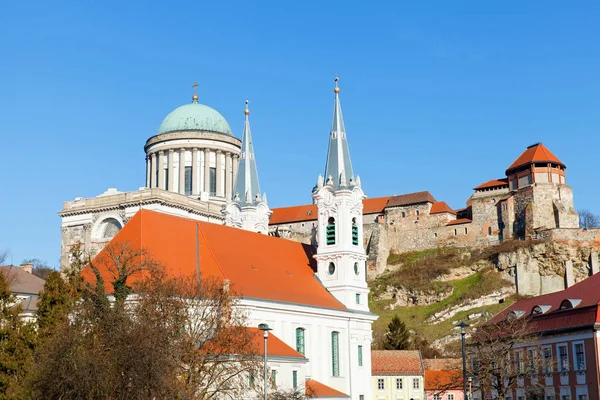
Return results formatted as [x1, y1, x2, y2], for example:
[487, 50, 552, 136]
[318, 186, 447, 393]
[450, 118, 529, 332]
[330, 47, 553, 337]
[196, 222, 227, 280]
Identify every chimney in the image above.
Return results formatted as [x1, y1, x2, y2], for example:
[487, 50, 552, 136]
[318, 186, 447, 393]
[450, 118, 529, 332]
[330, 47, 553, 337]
[20, 263, 33, 274]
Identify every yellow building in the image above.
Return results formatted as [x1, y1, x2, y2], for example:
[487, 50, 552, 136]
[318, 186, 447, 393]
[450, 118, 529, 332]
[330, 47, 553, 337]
[372, 350, 425, 400]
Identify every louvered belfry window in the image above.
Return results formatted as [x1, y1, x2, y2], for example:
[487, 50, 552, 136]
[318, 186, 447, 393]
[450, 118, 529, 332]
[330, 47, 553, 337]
[352, 218, 359, 245]
[326, 217, 336, 245]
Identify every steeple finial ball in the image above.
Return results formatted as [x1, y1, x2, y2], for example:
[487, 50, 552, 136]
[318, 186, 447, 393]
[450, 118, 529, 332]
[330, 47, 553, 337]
[334, 76, 340, 93]
[244, 99, 250, 115]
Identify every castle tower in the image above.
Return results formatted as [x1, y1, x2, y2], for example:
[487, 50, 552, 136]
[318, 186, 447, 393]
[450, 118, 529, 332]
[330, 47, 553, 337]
[312, 78, 369, 311]
[223, 100, 271, 233]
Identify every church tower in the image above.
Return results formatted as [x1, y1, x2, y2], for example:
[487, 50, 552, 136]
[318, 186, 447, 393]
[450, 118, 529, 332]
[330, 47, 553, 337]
[312, 78, 369, 311]
[223, 100, 271, 233]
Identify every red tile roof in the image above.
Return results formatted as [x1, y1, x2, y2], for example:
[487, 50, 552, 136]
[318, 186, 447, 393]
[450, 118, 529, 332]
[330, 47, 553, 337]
[423, 358, 461, 371]
[507, 143, 564, 172]
[247, 328, 306, 359]
[371, 350, 423, 375]
[447, 218, 472, 226]
[425, 370, 463, 390]
[488, 272, 600, 332]
[305, 379, 349, 398]
[386, 191, 436, 208]
[84, 210, 346, 311]
[430, 201, 456, 215]
[473, 178, 509, 191]
[269, 196, 391, 225]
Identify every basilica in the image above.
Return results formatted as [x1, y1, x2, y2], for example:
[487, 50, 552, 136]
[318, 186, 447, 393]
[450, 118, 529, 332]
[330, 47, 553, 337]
[61, 79, 376, 399]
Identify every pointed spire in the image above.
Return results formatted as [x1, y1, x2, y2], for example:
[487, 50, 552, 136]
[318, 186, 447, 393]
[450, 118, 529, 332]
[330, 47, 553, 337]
[233, 99, 262, 204]
[192, 81, 199, 103]
[324, 76, 354, 189]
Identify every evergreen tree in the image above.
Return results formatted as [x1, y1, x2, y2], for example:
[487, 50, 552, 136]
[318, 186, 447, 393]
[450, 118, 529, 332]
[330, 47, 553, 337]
[383, 315, 410, 350]
[36, 271, 74, 334]
[0, 271, 35, 399]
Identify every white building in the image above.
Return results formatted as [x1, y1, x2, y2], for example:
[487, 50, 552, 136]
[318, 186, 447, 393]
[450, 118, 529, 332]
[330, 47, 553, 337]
[77, 78, 377, 398]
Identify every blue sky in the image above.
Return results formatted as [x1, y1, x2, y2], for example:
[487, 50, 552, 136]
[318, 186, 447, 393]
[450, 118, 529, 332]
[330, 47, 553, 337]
[1, 1, 599, 267]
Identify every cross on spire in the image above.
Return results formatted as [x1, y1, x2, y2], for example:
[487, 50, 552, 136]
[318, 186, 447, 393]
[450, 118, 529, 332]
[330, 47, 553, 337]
[192, 81, 199, 103]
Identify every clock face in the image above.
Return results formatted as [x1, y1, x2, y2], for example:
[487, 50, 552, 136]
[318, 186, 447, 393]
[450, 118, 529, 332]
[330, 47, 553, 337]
[324, 191, 334, 206]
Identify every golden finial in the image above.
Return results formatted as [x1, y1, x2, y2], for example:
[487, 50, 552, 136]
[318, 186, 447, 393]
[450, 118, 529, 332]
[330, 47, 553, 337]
[192, 81, 199, 102]
[244, 99, 250, 115]
[334, 76, 340, 93]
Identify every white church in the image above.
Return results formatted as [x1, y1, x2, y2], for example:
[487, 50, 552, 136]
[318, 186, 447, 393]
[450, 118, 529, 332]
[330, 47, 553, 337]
[60, 79, 377, 399]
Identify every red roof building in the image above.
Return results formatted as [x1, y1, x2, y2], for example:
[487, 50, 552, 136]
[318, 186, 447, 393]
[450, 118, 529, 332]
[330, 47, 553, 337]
[371, 350, 425, 399]
[477, 272, 600, 400]
[505, 143, 567, 190]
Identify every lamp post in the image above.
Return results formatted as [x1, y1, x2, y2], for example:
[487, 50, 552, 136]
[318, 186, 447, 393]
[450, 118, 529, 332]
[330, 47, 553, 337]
[468, 374, 473, 400]
[258, 323, 272, 400]
[458, 321, 469, 400]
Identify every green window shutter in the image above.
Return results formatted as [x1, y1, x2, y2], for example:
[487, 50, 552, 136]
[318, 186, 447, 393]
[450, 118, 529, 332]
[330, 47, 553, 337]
[326, 223, 336, 245]
[331, 331, 340, 376]
[295, 328, 305, 355]
[352, 223, 359, 245]
[292, 370, 298, 389]
[358, 345, 363, 366]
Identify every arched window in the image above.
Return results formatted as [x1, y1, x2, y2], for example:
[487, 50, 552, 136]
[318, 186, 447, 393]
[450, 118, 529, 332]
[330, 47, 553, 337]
[354, 262, 359, 276]
[331, 331, 340, 377]
[352, 217, 359, 246]
[326, 217, 336, 245]
[401, 212, 406, 218]
[295, 328, 305, 355]
[100, 218, 122, 239]
[488, 226, 492, 236]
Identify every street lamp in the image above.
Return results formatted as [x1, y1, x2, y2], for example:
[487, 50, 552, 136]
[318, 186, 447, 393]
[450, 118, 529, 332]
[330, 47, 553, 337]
[458, 321, 469, 400]
[258, 323, 272, 400]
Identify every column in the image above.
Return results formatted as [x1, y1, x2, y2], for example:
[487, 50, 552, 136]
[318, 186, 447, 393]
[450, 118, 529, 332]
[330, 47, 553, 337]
[216, 150, 223, 197]
[168, 149, 174, 192]
[157, 151, 165, 189]
[192, 148, 199, 195]
[179, 148, 186, 195]
[204, 148, 211, 194]
[225, 152, 232, 200]
[150, 153, 157, 188]
[233, 154, 239, 186]
[145, 155, 151, 188]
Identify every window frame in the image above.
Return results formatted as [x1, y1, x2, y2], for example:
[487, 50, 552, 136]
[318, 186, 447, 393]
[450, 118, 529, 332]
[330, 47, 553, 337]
[295, 327, 305, 355]
[396, 377, 402, 389]
[557, 343, 569, 372]
[357, 345, 363, 366]
[542, 345, 553, 373]
[377, 378, 384, 390]
[413, 377, 419, 389]
[331, 331, 340, 377]
[184, 166, 192, 195]
[573, 341, 586, 370]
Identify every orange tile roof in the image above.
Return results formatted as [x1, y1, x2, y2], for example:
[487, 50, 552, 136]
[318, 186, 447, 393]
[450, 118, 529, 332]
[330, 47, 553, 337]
[305, 379, 349, 398]
[423, 358, 461, 371]
[84, 209, 346, 311]
[247, 328, 307, 359]
[507, 143, 564, 172]
[425, 370, 463, 390]
[386, 191, 436, 208]
[371, 350, 423, 375]
[430, 201, 455, 215]
[447, 218, 472, 226]
[473, 178, 508, 191]
[269, 196, 391, 225]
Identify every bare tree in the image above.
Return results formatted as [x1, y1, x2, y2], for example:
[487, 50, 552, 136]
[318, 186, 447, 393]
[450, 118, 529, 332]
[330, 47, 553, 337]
[425, 370, 462, 399]
[33, 245, 262, 399]
[468, 316, 545, 400]
[578, 209, 600, 229]
[0, 249, 9, 266]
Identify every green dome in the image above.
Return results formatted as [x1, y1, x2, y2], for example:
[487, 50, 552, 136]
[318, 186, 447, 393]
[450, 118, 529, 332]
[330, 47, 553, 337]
[156, 102, 233, 136]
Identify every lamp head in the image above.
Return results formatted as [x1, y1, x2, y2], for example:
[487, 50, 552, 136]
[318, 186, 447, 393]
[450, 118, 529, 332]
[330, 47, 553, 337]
[458, 321, 469, 334]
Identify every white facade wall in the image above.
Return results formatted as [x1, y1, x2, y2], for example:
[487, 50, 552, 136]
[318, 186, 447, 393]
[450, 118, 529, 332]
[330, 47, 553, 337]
[242, 298, 375, 400]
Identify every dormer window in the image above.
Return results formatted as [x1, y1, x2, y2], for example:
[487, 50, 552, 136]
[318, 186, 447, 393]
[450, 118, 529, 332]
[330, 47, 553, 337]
[326, 217, 336, 245]
[531, 305, 551, 316]
[352, 217, 359, 245]
[559, 299, 582, 310]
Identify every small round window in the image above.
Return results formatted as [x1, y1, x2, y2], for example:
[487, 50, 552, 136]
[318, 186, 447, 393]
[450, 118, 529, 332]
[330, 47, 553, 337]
[328, 262, 336, 275]
[354, 262, 359, 275]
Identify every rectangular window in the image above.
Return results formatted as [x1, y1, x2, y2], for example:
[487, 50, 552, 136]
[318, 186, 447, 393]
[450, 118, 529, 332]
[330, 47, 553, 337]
[248, 371, 254, 387]
[448, 395, 455, 400]
[562, 396, 571, 400]
[155, 169, 159, 188]
[578, 395, 588, 400]
[558, 344, 568, 371]
[527, 348, 537, 373]
[434, 395, 441, 400]
[209, 167, 216, 195]
[165, 168, 169, 190]
[331, 331, 340, 377]
[355, 293, 360, 304]
[295, 328, 305, 355]
[574, 343, 585, 370]
[184, 166, 192, 195]
[396, 378, 402, 389]
[515, 350, 524, 374]
[360, 396, 364, 400]
[358, 345, 363, 366]
[542, 346, 553, 373]
[270, 369, 277, 387]
[292, 370, 298, 389]
[413, 378, 419, 389]
[377, 378, 384, 390]
[326, 219, 336, 245]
